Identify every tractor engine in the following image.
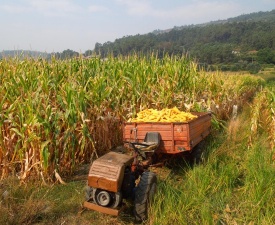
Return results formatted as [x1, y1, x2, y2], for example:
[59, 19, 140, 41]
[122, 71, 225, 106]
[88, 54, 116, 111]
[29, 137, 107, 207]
[86, 152, 135, 210]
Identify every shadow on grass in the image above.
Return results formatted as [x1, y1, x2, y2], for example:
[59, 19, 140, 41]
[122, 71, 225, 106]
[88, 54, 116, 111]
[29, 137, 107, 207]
[163, 136, 214, 178]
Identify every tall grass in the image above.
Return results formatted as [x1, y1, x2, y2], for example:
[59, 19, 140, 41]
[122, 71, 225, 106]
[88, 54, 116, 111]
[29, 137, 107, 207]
[149, 106, 275, 225]
[0, 54, 264, 182]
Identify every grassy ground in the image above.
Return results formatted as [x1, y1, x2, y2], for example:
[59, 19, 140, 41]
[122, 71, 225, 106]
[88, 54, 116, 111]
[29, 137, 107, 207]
[1, 105, 275, 225]
[149, 108, 275, 225]
[258, 66, 275, 83]
[0, 164, 140, 225]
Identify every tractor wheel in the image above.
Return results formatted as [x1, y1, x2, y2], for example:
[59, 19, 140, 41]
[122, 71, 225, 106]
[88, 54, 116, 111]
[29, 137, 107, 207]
[93, 188, 122, 208]
[134, 171, 157, 222]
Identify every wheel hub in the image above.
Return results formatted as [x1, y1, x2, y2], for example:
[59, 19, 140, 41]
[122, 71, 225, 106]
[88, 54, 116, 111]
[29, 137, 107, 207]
[95, 190, 111, 206]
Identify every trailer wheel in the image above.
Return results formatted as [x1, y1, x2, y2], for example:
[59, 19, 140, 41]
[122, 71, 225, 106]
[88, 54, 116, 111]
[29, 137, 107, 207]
[134, 171, 157, 222]
[190, 141, 205, 164]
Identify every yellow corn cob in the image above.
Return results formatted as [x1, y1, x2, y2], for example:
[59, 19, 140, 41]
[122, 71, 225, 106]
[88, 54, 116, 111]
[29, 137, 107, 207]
[129, 107, 198, 122]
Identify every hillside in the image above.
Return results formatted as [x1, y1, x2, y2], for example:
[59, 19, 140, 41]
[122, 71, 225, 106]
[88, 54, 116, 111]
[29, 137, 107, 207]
[92, 10, 275, 70]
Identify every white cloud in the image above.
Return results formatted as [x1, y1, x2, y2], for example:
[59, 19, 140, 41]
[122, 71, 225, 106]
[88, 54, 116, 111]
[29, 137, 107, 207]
[159, 1, 239, 20]
[27, 0, 82, 16]
[0, 4, 30, 13]
[115, 0, 240, 24]
[88, 5, 110, 13]
[115, 0, 152, 16]
[263, 0, 275, 3]
[0, 0, 83, 17]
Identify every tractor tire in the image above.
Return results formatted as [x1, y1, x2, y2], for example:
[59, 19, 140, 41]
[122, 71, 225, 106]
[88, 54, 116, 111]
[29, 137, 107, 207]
[93, 188, 122, 208]
[134, 171, 157, 222]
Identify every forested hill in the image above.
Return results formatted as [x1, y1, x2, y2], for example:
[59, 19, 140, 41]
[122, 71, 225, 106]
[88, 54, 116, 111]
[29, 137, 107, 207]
[93, 10, 275, 69]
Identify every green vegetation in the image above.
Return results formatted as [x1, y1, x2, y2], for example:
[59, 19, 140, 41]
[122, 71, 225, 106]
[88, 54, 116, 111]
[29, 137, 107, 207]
[92, 10, 275, 72]
[150, 106, 275, 224]
[1, 91, 274, 224]
[0, 55, 264, 182]
[0, 54, 274, 224]
[148, 71, 275, 224]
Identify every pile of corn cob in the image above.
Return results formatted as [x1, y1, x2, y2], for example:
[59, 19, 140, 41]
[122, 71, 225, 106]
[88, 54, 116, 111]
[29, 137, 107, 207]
[128, 107, 198, 122]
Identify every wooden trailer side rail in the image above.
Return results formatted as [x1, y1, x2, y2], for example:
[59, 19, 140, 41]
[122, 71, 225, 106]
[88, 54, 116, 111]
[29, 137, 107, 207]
[123, 112, 211, 154]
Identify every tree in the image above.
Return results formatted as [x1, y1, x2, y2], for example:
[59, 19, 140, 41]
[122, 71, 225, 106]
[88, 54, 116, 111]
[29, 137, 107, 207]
[247, 62, 261, 74]
[84, 50, 93, 57]
[257, 48, 275, 64]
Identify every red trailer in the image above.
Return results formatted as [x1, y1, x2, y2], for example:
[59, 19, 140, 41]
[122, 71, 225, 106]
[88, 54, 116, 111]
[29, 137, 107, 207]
[123, 112, 211, 154]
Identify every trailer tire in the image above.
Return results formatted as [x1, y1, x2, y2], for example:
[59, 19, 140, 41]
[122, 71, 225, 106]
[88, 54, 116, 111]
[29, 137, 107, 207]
[134, 171, 157, 222]
[191, 141, 205, 164]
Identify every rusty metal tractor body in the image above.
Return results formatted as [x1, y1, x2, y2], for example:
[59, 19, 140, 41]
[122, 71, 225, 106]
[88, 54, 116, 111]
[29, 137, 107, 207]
[84, 151, 136, 216]
[84, 140, 157, 218]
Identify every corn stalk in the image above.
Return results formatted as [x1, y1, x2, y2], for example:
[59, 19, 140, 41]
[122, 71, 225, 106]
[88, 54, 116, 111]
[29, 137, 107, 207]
[0, 55, 264, 182]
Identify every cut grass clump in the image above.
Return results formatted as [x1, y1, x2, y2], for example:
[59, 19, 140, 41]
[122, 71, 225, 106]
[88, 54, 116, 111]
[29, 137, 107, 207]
[0, 176, 132, 225]
[0, 177, 89, 225]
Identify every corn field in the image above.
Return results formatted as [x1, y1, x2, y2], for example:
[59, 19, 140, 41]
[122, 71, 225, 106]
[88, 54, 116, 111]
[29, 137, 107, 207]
[250, 85, 275, 152]
[0, 54, 264, 182]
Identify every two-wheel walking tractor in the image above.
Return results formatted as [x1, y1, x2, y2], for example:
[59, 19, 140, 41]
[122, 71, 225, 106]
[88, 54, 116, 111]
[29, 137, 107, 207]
[83, 112, 211, 221]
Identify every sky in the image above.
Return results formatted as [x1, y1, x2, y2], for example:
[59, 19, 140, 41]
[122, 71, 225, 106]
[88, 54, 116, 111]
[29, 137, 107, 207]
[0, 0, 274, 53]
